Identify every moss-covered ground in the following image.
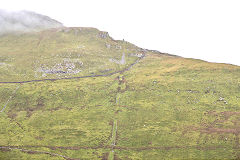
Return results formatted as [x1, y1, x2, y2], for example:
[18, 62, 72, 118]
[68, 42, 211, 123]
[0, 28, 240, 159]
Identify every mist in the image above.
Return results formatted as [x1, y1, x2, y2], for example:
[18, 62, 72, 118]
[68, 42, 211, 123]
[0, 9, 63, 35]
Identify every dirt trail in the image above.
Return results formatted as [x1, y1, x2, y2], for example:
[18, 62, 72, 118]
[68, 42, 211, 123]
[108, 75, 126, 160]
[0, 144, 233, 151]
[0, 146, 74, 160]
[108, 99, 119, 160]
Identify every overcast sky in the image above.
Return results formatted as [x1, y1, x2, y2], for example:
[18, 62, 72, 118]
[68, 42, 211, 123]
[1, 0, 240, 66]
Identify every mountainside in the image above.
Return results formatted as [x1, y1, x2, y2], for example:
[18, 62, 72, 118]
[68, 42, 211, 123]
[0, 14, 240, 160]
[0, 10, 63, 35]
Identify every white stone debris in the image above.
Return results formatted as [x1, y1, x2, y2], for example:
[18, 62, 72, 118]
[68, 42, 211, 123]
[129, 53, 143, 58]
[36, 57, 83, 77]
[77, 45, 85, 49]
[116, 45, 122, 50]
[109, 53, 126, 65]
[105, 43, 111, 49]
[98, 32, 109, 39]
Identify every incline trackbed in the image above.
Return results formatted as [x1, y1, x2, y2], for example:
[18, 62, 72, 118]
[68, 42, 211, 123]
[0, 55, 145, 84]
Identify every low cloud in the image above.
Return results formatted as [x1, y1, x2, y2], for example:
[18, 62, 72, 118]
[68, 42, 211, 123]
[0, 9, 63, 34]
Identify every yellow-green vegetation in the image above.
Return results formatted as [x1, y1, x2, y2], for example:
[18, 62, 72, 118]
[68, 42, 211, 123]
[0, 27, 139, 82]
[0, 28, 240, 159]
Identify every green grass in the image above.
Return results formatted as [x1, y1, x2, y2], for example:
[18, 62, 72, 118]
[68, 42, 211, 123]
[0, 28, 240, 159]
[0, 27, 139, 82]
[108, 150, 114, 160]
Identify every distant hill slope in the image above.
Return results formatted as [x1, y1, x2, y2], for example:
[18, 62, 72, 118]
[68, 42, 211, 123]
[0, 10, 63, 35]
[0, 27, 151, 82]
[0, 12, 240, 160]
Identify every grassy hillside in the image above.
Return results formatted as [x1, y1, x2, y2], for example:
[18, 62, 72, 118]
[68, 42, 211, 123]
[0, 28, 240, 160]
[0, 27, 140, 82]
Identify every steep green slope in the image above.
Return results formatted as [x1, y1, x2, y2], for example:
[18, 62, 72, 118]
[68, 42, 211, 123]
[0, 28, 240, 160]
[0, 27, 141, 82]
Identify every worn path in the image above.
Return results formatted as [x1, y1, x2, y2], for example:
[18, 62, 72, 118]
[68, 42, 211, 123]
[0, 146, 72, 160]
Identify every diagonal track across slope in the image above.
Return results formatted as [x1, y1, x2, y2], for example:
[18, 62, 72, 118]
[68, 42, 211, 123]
[0, 85, 20, 113]
[0, 55, 145, 84]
